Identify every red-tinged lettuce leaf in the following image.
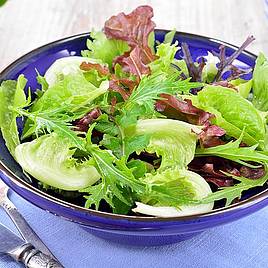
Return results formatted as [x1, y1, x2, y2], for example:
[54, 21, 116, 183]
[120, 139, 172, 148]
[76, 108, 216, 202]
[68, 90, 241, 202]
[205, 177, 234, 187]
[239, 166, 265, 179]
[104, 5, 157, 78]
[80, 61, 137, 99]
[108, 80, 130, 100]
[189, 157, 239, 187]
[156, 94, 213, 125]
[115, 47, 151, 79]
[198, 125, 226, 148]
[80, 62, 110, 76]
[104, 5, 156, 63]
[74, 108, 102, 132]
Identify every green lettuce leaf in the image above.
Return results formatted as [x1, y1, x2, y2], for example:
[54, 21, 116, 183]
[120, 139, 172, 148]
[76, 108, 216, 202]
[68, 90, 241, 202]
[252, 53, 268, 111]
[133, 169, 213, 217]
[0, 75, 30, 157]
[191, 85, 266, 148]
[230, 78, 252, 99]
[32, 73, 109, 112]
[149, 42, 179, 75]
[15, 133, 100, 190]
[81, 31, 129, 69]
[134, 119, 202, 169]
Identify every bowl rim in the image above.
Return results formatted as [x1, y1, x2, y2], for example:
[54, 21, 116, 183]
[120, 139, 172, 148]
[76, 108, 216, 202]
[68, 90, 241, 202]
[0, 30, 267, 223]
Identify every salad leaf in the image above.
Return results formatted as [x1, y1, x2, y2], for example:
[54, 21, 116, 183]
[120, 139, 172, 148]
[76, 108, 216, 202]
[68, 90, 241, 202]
[18, 107, 86, 150]
[23, 73, 109, 139]
[133, 169, 213, 217]
[199, 165, 268, 206]
[115, 46, 150, 79]
[0, 75, 29, 157]
[15, 133, 100, 190]
[156, 94, 212, 125]
[134, 119, 201, 169]
[149, 42, 179, 75]
[181, 42, 205, 82]
[201, 52, 219, 83]
[104, 5, 156, 64]
[191, 85, 266, 148]
[83, 127, 144, 210]
[81, 31, 129, 68]
[195, 133, 268, 168]
[140, 168, 197, 206]
[252, 52, 268, 111]
[163, 29, 176, 44]
[44, 56, 103, 86]
[124, 73, 201, 113]
[230, 78, 252, 99]
[32, 73, 109, 112]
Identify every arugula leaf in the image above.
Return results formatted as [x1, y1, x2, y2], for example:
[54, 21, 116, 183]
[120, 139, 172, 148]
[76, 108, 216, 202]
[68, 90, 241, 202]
[15, 133, 100, 190]
[83, 132, 144, 210]
[195, 133, 268, 168]
[199, 165, 268, 206]
[17, 107, 86, 151]
[124, 73, 202, 112]
[191, 85, 266, 149]
[252, 52, 268, 111]
[81, 31, 129, 69]
[0, 75, 30, 157]
[23, 74, 109, 139]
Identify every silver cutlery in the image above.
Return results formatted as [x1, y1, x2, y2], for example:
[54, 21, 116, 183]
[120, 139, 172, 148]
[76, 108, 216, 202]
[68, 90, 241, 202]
[0, 179, 60, 263]
[0, 222, 63, 267]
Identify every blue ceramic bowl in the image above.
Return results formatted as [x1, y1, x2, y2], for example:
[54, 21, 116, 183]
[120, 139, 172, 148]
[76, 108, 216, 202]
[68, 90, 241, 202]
[0, 30, 268, 246]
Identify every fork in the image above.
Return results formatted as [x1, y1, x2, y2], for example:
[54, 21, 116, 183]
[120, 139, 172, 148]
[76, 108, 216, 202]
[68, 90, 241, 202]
[0, 179, 58, 261]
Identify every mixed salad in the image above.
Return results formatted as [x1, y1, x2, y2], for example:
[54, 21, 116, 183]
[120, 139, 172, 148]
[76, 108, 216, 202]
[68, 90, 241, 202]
[1, 5, 268, 217]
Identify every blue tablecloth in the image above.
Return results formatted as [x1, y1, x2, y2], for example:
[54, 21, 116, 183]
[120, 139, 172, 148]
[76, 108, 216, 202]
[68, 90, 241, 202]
[0, 191, 267, 268]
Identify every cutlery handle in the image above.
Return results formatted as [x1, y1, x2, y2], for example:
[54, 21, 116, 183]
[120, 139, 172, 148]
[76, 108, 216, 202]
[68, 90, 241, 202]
[1, 197, 57, 259]
[22, 249, 64, 268]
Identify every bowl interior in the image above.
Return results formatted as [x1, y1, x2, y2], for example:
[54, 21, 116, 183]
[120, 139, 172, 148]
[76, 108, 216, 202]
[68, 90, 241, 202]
[0, 30, 266, 219]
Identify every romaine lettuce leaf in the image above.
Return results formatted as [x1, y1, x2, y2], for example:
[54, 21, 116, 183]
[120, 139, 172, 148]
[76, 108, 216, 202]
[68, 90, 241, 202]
[15, 133, 100, 190]
[252, 52, 268, 111]
[191, 85, 266, 148]
[0, 75, 29, 157]
[134, 119, 202, 169]
[81, 31, 129, 69]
